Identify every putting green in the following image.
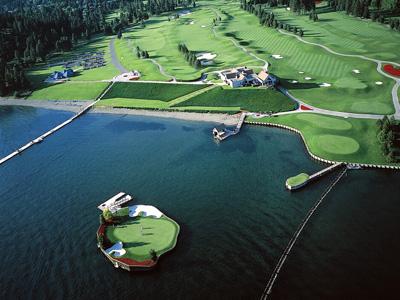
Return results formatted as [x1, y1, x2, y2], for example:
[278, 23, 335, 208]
[105, 216, 179, 261]
[286, 173, 309, 187]
[296, 114, 352, 130]
[312, 134, 360, 155]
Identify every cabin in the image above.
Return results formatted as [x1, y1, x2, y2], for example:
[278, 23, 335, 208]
[221, 67, 261, 88]
[220, 66, 277, 88]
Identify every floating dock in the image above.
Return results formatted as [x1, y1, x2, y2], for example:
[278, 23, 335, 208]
[286, 162, 344, 190]
[212, 112, 246, 141]
[98, 192, 133, 213]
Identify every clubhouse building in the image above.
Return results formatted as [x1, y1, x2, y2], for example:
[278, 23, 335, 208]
[220, 67, 277, 88]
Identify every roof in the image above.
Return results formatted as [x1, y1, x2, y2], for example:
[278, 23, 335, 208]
[258, 70, 269, 81]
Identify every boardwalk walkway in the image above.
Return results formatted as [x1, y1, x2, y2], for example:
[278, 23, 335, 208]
[0, 82, 114, 166]
[260, 166, 348, 299]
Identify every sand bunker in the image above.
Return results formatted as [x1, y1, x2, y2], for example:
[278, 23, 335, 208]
[298, 71, 304, 74]
[319, 83, 331, 87]
[106, 242, 126, 257]
[353, 69, 360, 74]
[129, 205, 163, 219]
[272, 54, 283, 59]
[304, 77, 312, 80]
[201, 25, 207, 28]
[291, 80, 298, 84]
[375, 81, 383, 85]
[189, 21, 194, 25]
[196, 52, 217, 60]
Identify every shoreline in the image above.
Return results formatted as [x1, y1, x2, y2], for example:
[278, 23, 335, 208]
[0, 99, 241, 125]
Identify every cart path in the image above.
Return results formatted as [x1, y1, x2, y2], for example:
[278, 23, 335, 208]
[109, 38, 128, 74]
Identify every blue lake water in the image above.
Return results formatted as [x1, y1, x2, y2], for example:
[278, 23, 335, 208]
[0, 106, 399, 299]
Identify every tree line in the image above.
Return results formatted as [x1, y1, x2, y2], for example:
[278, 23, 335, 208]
[328, 0, 400, 31]
[377, 116, 400, 163]
[178, 43, 202, 69]
[241, 1, 308, 37]
[0, 0, 196, 97]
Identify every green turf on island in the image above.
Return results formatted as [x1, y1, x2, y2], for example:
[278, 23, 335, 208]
[174, 86, 297, 112]
[102, 82, 210, 101]
[105, 216, 179, 261]
[286, 173, 309, 187]
[246, 113, 399, 166]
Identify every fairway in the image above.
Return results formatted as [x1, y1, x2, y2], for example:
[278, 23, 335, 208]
[106, 216, 179, 261]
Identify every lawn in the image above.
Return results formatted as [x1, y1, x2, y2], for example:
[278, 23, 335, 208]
[173, 86, 297, 112]
[271, 6, 400, 62]
[102, 82, 210, 101]
[207, 1, 394, 114]
[247, 113, 399, 165]
[117, 5, 262, 81]
[105, 216, 179, 261]
[27, 82, 109, 101]
[286, 173, 309, 187]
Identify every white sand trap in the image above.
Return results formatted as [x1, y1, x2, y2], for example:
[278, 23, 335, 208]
[201, 25, 207, 28]
[291, 80, 298, 83]
[129, 205, 163, 218]
[272, 54, 283, 59]
[298, 71, 304, 74]
[190, 21, 194, 25]
[375, 81, 383, 85]
[286, 7, 291, 11]
[319, 83, 331, 87]
[196, 52, 217, 60]
[304, 77, 312, 80]
[353, 69, 360, 74]
[106, 242, 126, 257]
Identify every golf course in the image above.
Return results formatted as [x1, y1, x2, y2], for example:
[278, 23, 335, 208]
[15, 0, 400, 166]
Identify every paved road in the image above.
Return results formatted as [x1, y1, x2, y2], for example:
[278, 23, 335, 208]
[109, 38, 128, 74]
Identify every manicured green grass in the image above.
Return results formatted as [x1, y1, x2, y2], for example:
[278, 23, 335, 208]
[102, 82, 210, 101]
[118, 6, 261, 81]
[272, 7, 400, 62]
[247, 113, 399, 165]
[286, 173, 309, 187]
[174, 86, 297, 112]
[105, 216, 179, 261]
[208, 1, 394, 114]
[27, 82, 109, 100]
[113, 38, 169, 81]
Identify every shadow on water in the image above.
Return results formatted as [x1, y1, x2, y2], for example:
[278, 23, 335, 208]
[105, 117, 166, 133]
[182, 125, 196, 132]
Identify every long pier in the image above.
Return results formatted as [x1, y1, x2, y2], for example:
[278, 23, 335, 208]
[260, 166, 347, 299]
[213, 112, 246, 141]
[0, 81, 114, 166]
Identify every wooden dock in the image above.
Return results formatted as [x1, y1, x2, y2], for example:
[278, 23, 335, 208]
[213, 112, 246, 141]
[98, 192, 133, 213]
[0, 81, 114, 166]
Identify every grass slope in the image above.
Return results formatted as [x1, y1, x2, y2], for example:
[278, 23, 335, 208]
[247, 113, 398, 165]
[106, 216, 179, 261]
[174, 86, 296, 112]
[103, 82, 210, 101]
[27, 82, 109, 100]
[208, 1, 394, 114]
